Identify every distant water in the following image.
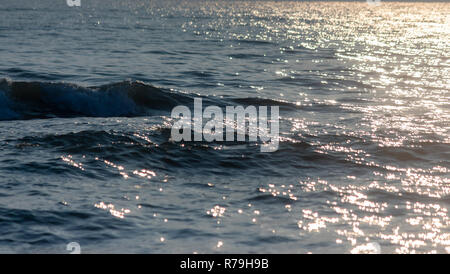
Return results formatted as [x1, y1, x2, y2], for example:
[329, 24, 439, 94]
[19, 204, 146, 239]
[0, 0, 449, 253]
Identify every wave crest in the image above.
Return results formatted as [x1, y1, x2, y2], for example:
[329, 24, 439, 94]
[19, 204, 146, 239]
[0, 79, 193, 120]
[0, 79, 302, 121]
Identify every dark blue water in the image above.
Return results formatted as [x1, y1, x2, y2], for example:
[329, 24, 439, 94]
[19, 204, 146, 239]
[0, 0, 449, 253]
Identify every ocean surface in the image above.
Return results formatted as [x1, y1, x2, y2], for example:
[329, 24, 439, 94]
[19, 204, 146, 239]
[0, 0, 449, 253]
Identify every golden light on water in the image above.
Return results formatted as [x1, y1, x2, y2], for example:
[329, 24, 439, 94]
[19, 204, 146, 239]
[54, 1, 449, 253]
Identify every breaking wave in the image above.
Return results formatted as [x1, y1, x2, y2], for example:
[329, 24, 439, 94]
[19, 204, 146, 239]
[0, 79, 302, 121]
[0, 79, 194, 120]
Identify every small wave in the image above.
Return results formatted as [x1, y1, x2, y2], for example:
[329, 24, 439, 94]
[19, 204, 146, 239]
[0, 79, 194, 120]
[0, 79, 303, 121]
[233, 39, 273, 45]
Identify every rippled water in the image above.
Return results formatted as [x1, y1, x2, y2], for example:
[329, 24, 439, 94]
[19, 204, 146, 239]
[0, 0, 449, 253]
